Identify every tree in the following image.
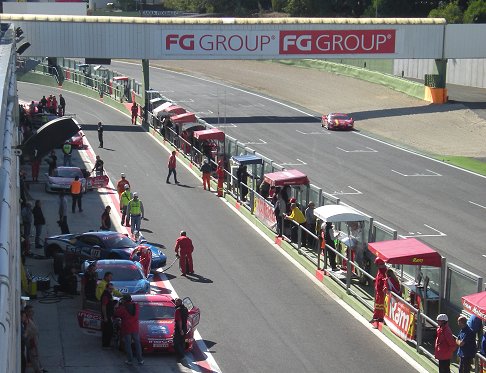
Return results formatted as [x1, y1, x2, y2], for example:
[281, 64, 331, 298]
[463, 0, 486, 23]
[428, 1, 463, 24]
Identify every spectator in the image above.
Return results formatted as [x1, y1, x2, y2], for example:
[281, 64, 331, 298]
[96, 271, 122, 301]
[82, 263, 98, 301]
[92, 155, 104, 176]
[127, 192, 144, 234]
[39, 95, 47, 111]
[51, 96, 58, 115]
[58, 191, 70, 234]
[370, 257, 387, 325]
[200, 159, 212, 191]
[59, 94, 66, 116]
[46, 150, 57, 176]
[114, 295, 144, 365]
[62, 141, 72, 167]
[57, 266, 78, 295]
[166, 150, 179, 184]
[323, 222, 338, 271]
[32, 200, 45, 249]
[97, 122, 104, 148]
[31, 149, 41, 182]
[100, 282, 116, 349]
[70, 175, 83, 213]
[116, 173, 130, 199]
[456, 315, 476, 373]
[236, 165, 249, 202]
[131, 102, 138, 125]
[285, 202, 306, 243]
[120, 184, 131, 227]
[24, 305, 46, 373]
[21, 202, 33, 240]
[174, 231, 194, 276]
[385, 269, 401, 295]
[304, 201, 316, 247]
[21, 310, 27, 373]
[273, 190, 286, 238]
[100, 206, 112, 230]
[435, 314, 457, 373]
[173, 298, 188, 361]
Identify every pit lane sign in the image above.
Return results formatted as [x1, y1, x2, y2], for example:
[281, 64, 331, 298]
[162, 29, 396, 57]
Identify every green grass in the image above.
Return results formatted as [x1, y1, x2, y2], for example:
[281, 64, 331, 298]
[438, 156, 486, 175]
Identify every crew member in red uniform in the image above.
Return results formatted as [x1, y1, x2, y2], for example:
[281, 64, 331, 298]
[116, 173, 130, 198]
[216, 160, 224, 197]
[371, 257, 387, 325]
[131, 102, 138, 125]
[174, 231, 194, 276]
[129, 245, 152, 277]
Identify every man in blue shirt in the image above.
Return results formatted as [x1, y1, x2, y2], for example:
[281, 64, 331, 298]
[456, 315, 477, 373]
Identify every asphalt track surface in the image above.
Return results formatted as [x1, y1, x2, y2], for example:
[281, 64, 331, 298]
[18, 83, 419, 373]
[110, 61, 486, 283]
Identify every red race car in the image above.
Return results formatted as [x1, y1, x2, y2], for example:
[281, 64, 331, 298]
[67, 131, 85, 149]
[321, 113, 354, 130]
[78, 295, 200, 354]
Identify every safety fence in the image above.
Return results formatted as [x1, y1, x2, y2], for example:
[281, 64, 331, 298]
[28, 58, 486, 371]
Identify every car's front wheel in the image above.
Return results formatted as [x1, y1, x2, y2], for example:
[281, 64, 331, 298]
[45, 244, 61, 258]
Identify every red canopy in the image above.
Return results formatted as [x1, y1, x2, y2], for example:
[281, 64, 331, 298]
[368, 238, 442, 267]
[462, 291, 486, 321]
[263, 169, 309, 187]
[171, 112, 196, 124]
[164, 105, 186, 115]
[193, 129, 225, 142]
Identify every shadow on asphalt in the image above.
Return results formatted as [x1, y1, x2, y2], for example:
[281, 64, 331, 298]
[187, 273, 212, 284]
[82, 123, 145, 132]
[203, 115, 320, 124]
[352, 102, 467, 121]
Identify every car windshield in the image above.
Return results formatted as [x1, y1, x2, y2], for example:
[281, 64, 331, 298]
[54, 168, 82, 178]
[97, 264, 143, 281]
[331, 115, 349, 120]
[102, 234, 136, 249]
[139, 303, 175, 320]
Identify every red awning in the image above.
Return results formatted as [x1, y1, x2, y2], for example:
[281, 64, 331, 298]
[263, 169, 310, 187]
[112, 76, 129, 81]
[368, 238, 442, 267]
[164, 105, 186, 115]
[462, 291, 486, 321]
[171, 112, 196, 124]
[193, 129, 225, 142]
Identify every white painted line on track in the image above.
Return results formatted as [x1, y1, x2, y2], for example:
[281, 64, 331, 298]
[331, 186, 362, 195]
[336, 146, 378, 153]
[176, 99, 195, 103]
[401, 224, 447, 238]
[240, 139, 267, 145]
[469, 201, 486, 210]
[217, 123, 237, 128]
[280, 158, 307, 166]
[295, 129, 328, 135]
[391, 169, 442, 177]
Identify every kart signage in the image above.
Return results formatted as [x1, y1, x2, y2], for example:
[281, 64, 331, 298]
[384, 292, 416, 341]
[254, 195, 277, 229]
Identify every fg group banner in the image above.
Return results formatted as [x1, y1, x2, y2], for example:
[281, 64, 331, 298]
[254, 195, 277, 229]
[384, 292, 416, 342]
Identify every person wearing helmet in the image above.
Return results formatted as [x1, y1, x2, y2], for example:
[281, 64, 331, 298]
[127, 192, 144, 234]
[200, 158, 212, 191]
[435, 313, 456, 372]
[116, 173, 131, 198]
[120, 184, 132, 227]
[370, 257, 387, 326]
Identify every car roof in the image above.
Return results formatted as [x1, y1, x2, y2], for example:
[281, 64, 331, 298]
[131, 294, 175, 304]
[56, 166, 82, 171]
[95, 259, 137, 267]
[329, 112, 349, 116]
[80, 230, 124, 238]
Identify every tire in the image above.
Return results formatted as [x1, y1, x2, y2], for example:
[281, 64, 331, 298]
[45, 244, 61, 258]
[53, 253, 65, 275]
